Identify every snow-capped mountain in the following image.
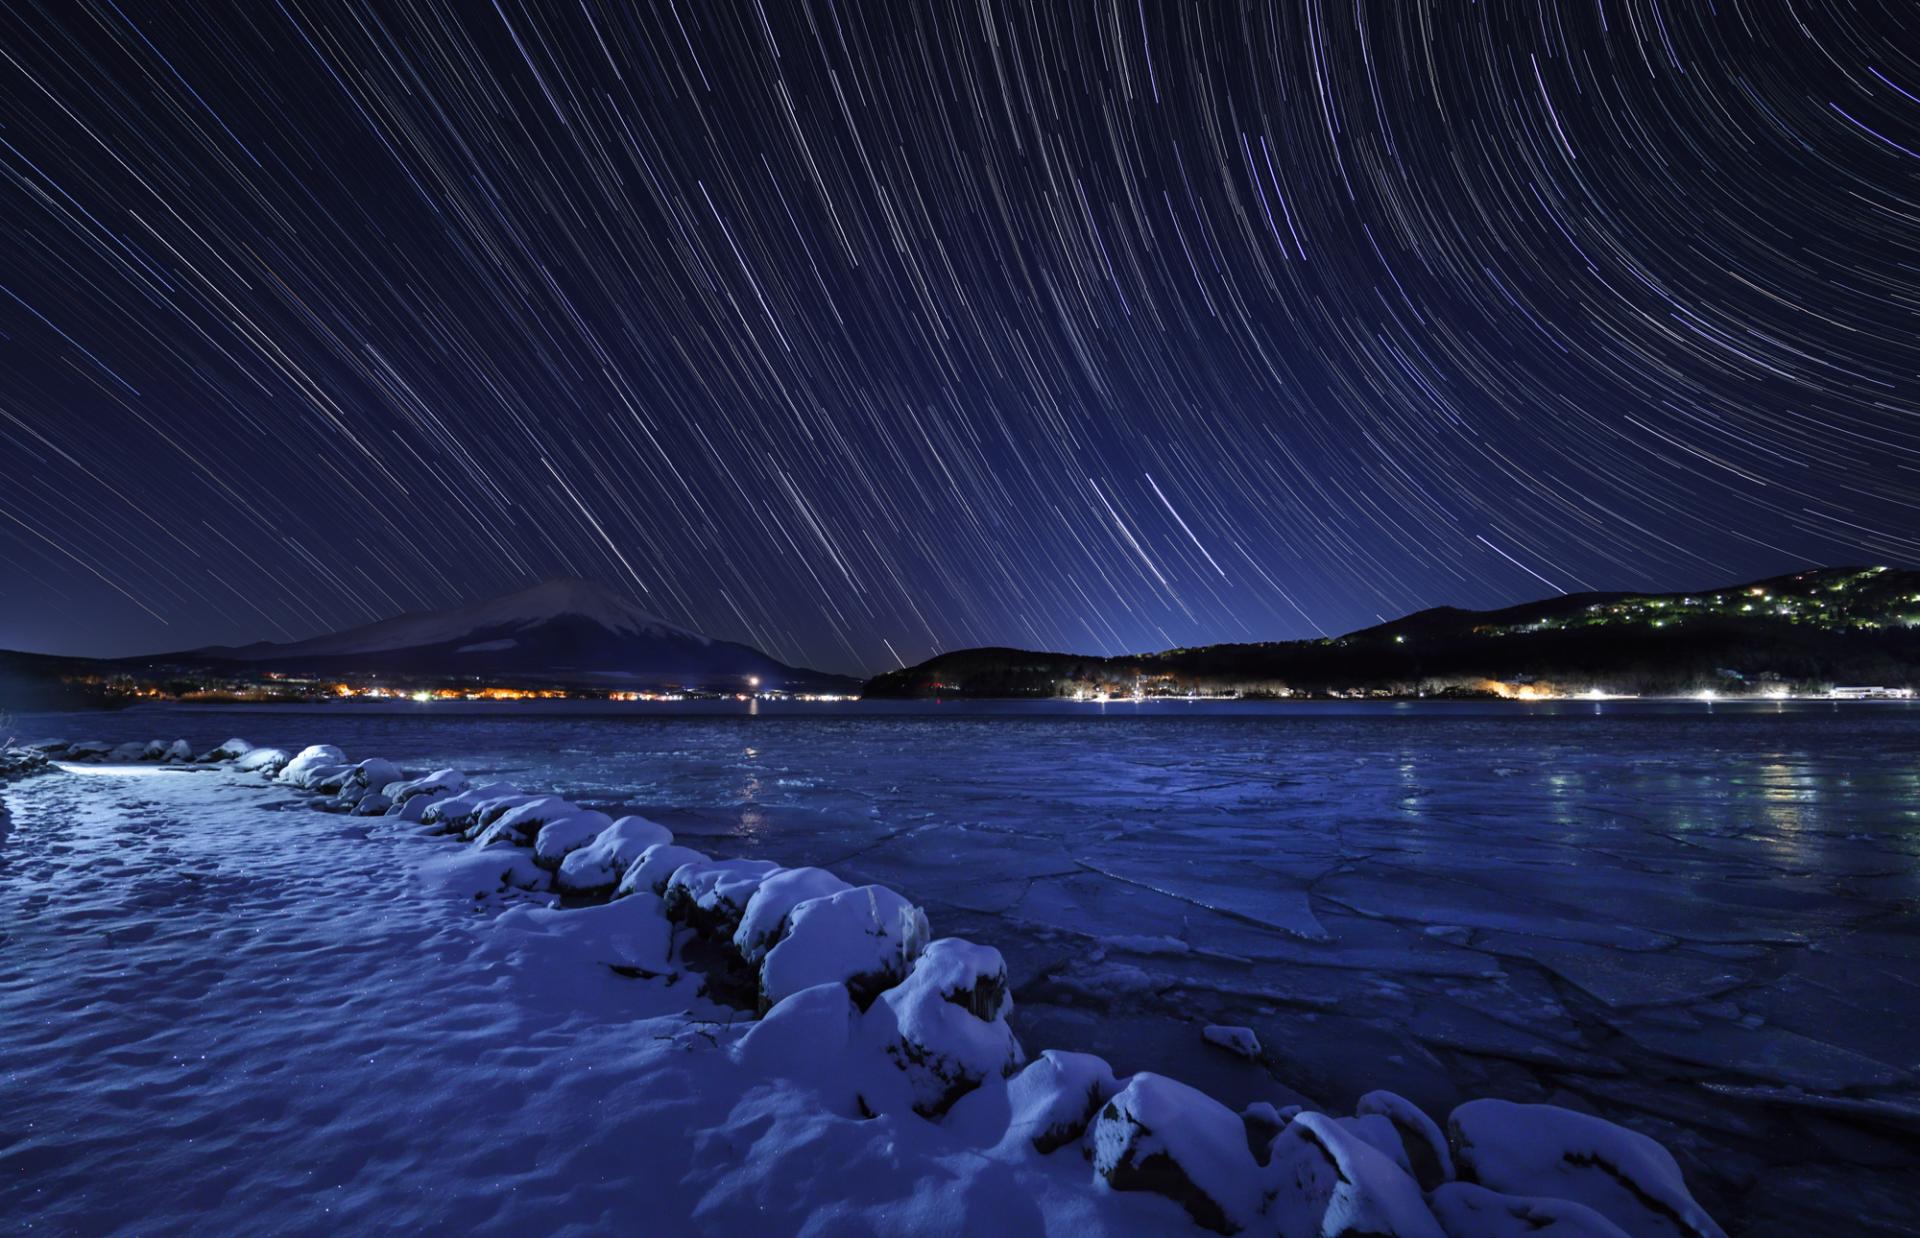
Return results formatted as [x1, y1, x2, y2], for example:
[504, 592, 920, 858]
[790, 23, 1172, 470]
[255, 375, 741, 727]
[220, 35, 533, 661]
[189, 578, 854, 691]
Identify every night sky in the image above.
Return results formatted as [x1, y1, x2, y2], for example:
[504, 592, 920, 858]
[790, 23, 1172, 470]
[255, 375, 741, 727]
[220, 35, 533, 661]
[2, 2, 1916, 676]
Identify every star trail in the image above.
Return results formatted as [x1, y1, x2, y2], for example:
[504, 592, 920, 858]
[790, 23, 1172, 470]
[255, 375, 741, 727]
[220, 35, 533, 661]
[1, 0, 1917, 675]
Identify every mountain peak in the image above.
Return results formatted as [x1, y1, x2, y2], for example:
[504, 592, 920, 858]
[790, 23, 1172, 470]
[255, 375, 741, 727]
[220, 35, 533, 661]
[479, 577, 690, 639]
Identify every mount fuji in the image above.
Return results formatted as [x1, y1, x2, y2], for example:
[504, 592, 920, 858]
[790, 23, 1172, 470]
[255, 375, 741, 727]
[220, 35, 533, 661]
[181, 578, 857, 692]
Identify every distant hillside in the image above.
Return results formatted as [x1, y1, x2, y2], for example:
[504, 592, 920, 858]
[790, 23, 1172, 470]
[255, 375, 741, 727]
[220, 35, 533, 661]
[864, 566, 1920, 700]
[0, 649, 125, 714]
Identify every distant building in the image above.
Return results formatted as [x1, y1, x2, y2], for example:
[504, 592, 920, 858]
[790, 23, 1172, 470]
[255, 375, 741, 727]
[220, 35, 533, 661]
[1827, 686, 1915, 700]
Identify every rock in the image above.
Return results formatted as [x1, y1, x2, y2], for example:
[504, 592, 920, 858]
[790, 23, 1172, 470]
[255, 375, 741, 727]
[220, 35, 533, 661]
[140, 739, 171, 762]
[389, 791, 449, 823]
[66, 740, 111, 761]
[1357, 1089, 1453, 1190]
[1090, 1072, 1266, 1235]
[471, 796, 579, 849]
[532, 811, 612, 870]
[1429, 1182, 1633, 1237]
[1332, 1113, 1418, 1177]
[1002, 1050, 1121, 1153]
[1242, 1102, 1287, 1166]
[311, 767, 356, 796]
[555, 815, 674, 896]
[110, 741, 148, 762]
[26, 739, 70, 756]
[663, 858, 782, 937]
[1, 746, 51, 780]
[345, 757, 402, 793]
[759, 884, 929, 1012]
[418, 783, 523, 832]
[869, 938, 1024, 1117]
[1266, 1111, 1444, 1238]
[735, 866, 853, 965]
[161, 739, 194, 764]
[386, 768, 465, 804]
[197, 737, 253, 763]
[233, 747, 290, 776]
[1449, 1099, 1726, 1238]
[1203, 1024, 1262, 1060]
[351, 793, 392, 816]
[616, 843, 709, 899]
[278, 744, 347, 786]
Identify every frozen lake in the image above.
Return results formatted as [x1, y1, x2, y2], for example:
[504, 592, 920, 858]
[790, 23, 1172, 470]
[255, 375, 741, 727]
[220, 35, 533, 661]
[6, 699, 1918, 1233]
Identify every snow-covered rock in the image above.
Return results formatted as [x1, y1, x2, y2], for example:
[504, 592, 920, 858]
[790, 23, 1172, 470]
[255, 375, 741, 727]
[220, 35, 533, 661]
[734, 866, 852, 965]
[1090, 1072, 1266, 1235]
[1330, 1112, 1419, 1178]
[1266, 1111, 1444, 1238]
[389, 791, 448, 822]
[472, 796, 579, 849]
[616, 843, 709, 899]
[417, 783, 523, 831]
[1449, 1100, 1725, 1238]
[110, 741, 148, 762]
[1241, 1102, 1288, 1165]
[1, 746, 52, 780]
[197, 737, 253, 763]
[233, 747, 290, 776]
[278, 744, 347, 787]
[351, 793, 392, 817]
[345, 757, 402, 793]
[663, 858, 781, 937]
[951, 1048, 1121, 1153]
[758, 884, 929, 1012]
[65, 740, 111, 761]
[314, 757, 407, 810]
[532, 810, 613, 870]
[554, 815, 673, 896]
[1357, 1089, 1453, 1190]
[1429, 1182, 1633, 1238]
[386, 768, 465, 805]
[869, 939, 1023, 1117]
[161, 739, 194, 764]
[309, 766, 352, 793]
[26, 738, 70, 756]
[1203, 1024, 1262, 1060]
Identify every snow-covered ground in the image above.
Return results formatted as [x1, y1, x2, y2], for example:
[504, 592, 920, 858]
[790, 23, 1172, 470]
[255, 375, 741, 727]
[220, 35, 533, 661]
[4, 702, 1916, 1233]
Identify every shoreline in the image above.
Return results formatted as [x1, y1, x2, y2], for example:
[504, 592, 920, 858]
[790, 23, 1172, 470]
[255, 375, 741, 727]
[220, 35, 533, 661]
[5, 732, 1736, 1236]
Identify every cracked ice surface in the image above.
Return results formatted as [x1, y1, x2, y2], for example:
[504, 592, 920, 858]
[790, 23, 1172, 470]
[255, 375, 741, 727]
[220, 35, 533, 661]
[11, 699, 1920, 1234]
